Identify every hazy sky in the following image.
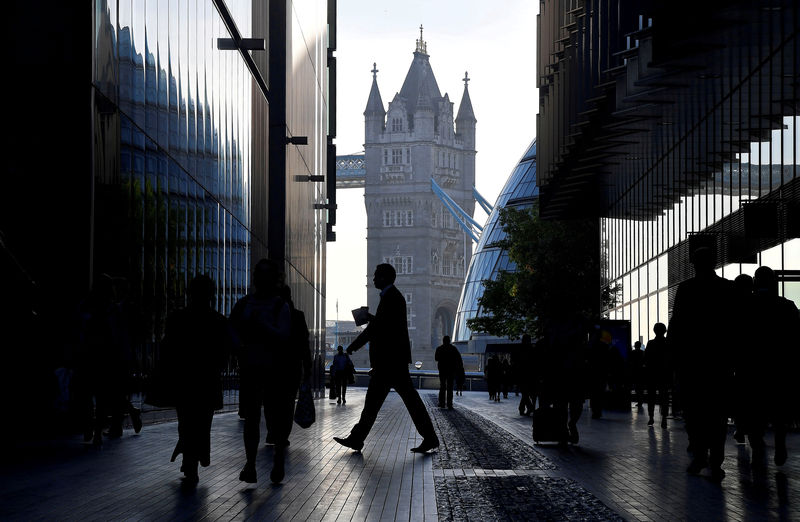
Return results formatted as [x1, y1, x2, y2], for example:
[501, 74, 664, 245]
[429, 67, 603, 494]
[327, 1, 539, 320]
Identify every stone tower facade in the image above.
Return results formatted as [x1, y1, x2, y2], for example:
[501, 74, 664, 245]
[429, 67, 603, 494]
[363, 29, 476, 369]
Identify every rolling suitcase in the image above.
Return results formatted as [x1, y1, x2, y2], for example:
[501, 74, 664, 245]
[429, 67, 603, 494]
[532, 406, 566, 443]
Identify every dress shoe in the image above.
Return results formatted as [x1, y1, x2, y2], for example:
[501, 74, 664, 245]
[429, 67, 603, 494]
[710, 467, 726, 482]
[182, 471, 199, 487]
[410, 437, 439, 453]
[239, 462, 257, 483]
[333, 436, 364, 451]
[647, 417, 654, 426]
[661, 417, 668, 429]
[733, 430, 745, 444]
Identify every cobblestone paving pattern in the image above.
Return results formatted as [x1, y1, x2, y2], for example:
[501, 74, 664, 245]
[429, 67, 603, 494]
[435, 475, 624, 522]
[425, 396, 623, 521]
[425, 396, 555, 471]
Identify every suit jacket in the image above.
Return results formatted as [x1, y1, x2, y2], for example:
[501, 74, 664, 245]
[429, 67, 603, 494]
[349, 285, 412, 372]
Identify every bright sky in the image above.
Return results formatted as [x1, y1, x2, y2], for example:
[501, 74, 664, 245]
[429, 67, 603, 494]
[327, 0, 539, 320]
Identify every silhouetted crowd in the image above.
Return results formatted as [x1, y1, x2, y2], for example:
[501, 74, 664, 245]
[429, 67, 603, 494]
[66, 249, 800, 487]
[74, 259, 312, 486]
[483, 247, 799, 481]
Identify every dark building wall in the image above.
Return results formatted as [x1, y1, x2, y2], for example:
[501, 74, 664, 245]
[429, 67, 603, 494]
[2, 1, 93, 431]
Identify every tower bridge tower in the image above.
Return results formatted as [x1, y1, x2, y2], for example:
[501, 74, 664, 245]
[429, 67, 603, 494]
[363, 27, 476, 369]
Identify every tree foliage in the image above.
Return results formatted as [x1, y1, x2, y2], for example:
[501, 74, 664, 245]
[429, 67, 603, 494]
[467, 202, 612, 339]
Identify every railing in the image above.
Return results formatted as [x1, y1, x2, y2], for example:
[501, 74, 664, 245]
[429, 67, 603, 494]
[326, 368, 488, 392]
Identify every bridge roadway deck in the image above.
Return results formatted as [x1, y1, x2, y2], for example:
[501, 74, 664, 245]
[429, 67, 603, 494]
[1, 389, 798, 521]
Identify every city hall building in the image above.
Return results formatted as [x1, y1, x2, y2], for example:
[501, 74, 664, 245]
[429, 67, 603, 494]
[537, 0, 799, 344]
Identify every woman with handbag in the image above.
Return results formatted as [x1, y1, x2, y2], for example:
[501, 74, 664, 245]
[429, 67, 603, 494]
[162, 275, 231, 485]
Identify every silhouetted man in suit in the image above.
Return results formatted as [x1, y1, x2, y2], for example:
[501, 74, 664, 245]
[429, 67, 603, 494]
[668, 246, 735, 481]
[644, 323, 670, 429]
[435, 336, 460, 409]
[748, 266, 800, 466]
[334, 263, 439, 453]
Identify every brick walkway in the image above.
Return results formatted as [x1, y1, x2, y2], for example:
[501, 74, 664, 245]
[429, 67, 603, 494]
[0, 390, 797, 520]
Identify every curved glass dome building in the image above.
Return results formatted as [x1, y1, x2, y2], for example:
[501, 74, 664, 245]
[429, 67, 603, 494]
[453, 138, 538, 342]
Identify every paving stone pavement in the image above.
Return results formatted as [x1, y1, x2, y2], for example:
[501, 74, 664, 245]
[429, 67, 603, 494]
[454, 391, 800, 521]
[434, 475, 623, 522]
[426, 396, 622, 521]
[1, 389, 798, 520]
[425, 396, 555, 471]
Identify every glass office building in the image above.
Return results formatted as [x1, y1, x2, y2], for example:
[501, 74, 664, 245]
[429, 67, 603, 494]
[537, 1, 799, 345]
[89, 0, 334, 376]
[453, 139, 538, 342]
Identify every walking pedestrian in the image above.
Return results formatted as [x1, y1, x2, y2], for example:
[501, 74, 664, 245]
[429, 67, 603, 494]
[486, 355, 500, 401]
[747, 266, 800, 466]
[163, 275, 231, 485]
[435, 336, 460, 409]
[331, 345, 354, 404]
[644, 323, 670, 429]
[333, 264, 439, 454]
[231, 259, 291, 484]
[668, 247, 735, 481]
[629, 341, 645, 409]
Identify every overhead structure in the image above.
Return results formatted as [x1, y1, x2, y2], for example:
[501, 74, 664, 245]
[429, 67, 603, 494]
[335, 154, 366, 188]
[430, 178, 481, 243]
[537, 0, 800, 346]
[473, 186, 493, 215]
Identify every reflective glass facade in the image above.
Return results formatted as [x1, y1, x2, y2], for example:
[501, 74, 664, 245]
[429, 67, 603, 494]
[93, 0, 260, 344]
[453, 139, 538, 342]
[537, 1, 799, 345]
[91, 0, 331, 357]
[603, 117, 800, 345]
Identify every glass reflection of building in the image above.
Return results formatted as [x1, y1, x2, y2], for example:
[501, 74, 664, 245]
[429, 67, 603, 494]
[453, 139, 538, 345]
[538, 1, 799, 346]
[90, 0, 335, 380]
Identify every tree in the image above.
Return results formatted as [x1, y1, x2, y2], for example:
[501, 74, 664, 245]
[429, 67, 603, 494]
[467, 202, 614, 339]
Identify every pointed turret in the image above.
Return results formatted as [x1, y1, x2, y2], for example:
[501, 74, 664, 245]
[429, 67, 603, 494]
[398, 26, 442, 122]
[364, 62, 386, 140]
[455, 72, 476, 123]
[456, 71, 476, 149]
